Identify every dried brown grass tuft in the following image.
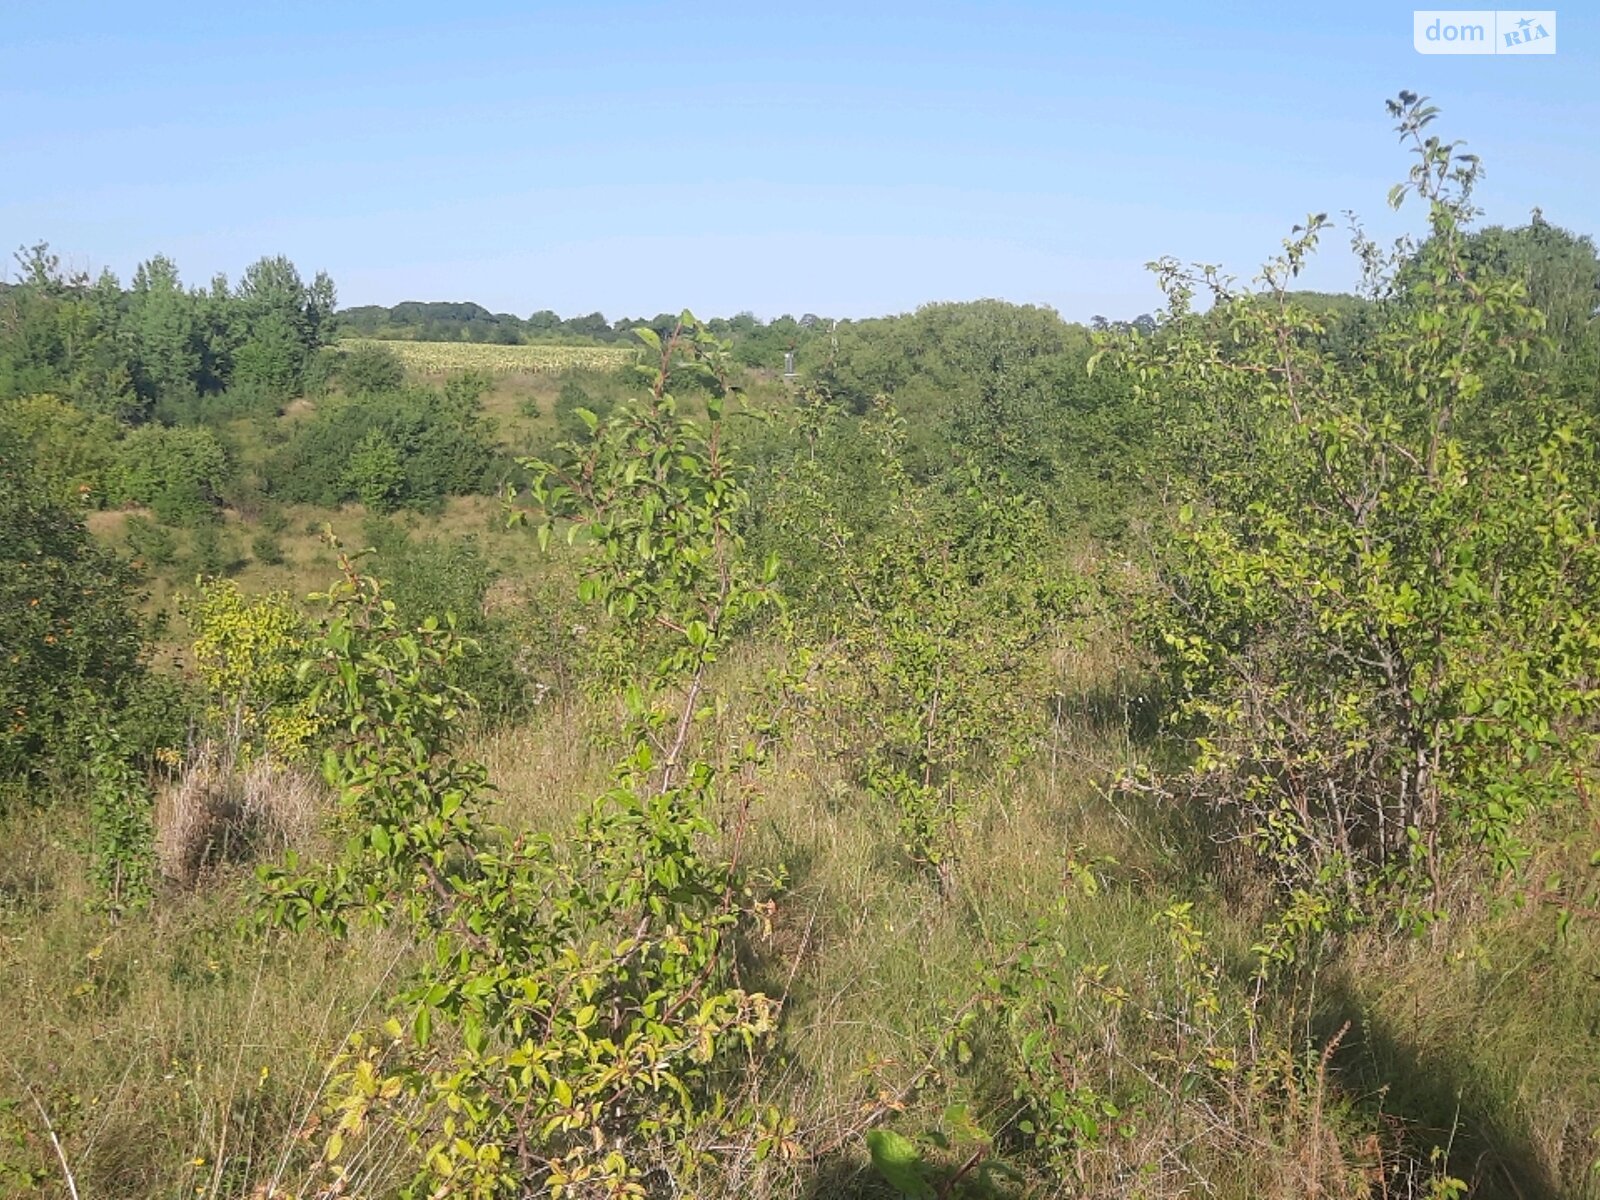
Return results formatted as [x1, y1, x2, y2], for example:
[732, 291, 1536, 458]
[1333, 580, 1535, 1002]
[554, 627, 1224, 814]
[154, 741, 324, 887]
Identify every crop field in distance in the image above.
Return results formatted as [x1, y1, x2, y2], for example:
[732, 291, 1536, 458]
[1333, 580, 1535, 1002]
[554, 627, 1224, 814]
[342, 336, 640, 375]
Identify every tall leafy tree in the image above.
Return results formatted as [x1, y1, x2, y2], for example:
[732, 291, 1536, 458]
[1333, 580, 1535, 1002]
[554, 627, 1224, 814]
[0, 244, 138, 418]
[127, 254, 203, 404]
[232, 255, 338, 398]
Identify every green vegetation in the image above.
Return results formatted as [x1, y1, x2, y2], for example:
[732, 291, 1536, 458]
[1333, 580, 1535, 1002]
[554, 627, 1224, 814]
[338, 302, 830, 363]
[0, 429, 147, 794]
[267, 374, 499, 513]
[1119, 97, 1600, 928]
[0, 247, 335, 421]
[3, 95, 1600, 1200]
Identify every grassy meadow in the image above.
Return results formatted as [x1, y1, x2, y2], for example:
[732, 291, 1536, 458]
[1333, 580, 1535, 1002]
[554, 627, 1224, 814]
[6, 125, 1600, 1194]
[5, 552, 1598, 1198]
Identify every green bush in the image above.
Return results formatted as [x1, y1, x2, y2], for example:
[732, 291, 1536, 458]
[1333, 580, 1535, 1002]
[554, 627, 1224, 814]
[1116, 94, 1600, 925]
[115, 669, 201, 766]
[257, 316, 790, 1195]
[250, 530, 285, 565]
[0, 393, 117, 506]
[345, 429, 405, 513]
[552, 376, 609, 442]
[86, 721, 156, 915]
[770, 402, 1080, 882]
[184, 578, 321, 759]
[186, 524, 241, 578]
[153, 382, 282, 426]
[338, 340, 405, 395]
[124, 514, 178, 567]
[106, 424, 230, 526]
[268, 379, 495, 511]
[0, 434, 147, 793]
[362, 520, 535, 721]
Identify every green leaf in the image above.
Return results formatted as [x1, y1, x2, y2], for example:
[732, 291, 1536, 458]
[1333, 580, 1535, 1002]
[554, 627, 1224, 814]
[865, 1129, 935, 1199]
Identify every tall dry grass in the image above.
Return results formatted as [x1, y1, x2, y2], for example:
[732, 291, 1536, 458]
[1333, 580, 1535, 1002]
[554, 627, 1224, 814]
[0, 804, 415, 1199]
[154, 743, 322, 889]
[3, 592, 1598, 1197]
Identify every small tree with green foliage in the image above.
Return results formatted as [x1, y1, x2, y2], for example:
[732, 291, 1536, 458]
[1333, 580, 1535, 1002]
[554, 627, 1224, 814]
[1112, 93, 1600, 925]
[184, 579, 321, 759]
[345, 428, 405, 513]
[106, 424, 230, 525]
[260, 317, 798, 1197]
[339, 340, 406, 395]
[0, 393, 117, 506]
[271, 379, 495, 511]
[770, 400, 1079, 886]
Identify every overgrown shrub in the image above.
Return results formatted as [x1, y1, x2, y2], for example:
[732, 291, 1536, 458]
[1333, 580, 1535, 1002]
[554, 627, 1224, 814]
[185, 524, 242, 577]
[86, 720, 156, 914]
[337, 339, 405, 395]
[1113, 93, 1600, 926]
[345, 428, 405, 512]
[0, 434, 146, 794]
[268, 378, 496, 511]
[770, 400, 1080, 884]
[551, 375, 607, 441]
[105, 424, 230, 526]
[868, 896, 1431, 1198]
[183, 578, 321, 759]
[153, 381, 282, 426]
[249, 529, 285, 565]
[124, 513, 178, 567]
[255, 317, 799, 1197]
[0, 393, 117, 505]
[362, 519, 537, 721]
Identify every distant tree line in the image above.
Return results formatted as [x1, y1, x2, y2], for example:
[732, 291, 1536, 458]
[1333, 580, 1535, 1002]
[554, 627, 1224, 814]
[338, 298, 836, 363]
[0, 246, 506, 531]
[0, 243, 337, 423]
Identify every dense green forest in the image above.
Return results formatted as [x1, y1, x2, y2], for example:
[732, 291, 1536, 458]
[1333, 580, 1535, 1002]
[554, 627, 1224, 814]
[4, 95, 1600, 1199]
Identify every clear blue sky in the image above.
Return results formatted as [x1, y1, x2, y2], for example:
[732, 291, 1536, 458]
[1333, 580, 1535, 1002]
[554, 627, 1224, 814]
[3, 2, 1595, 322]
